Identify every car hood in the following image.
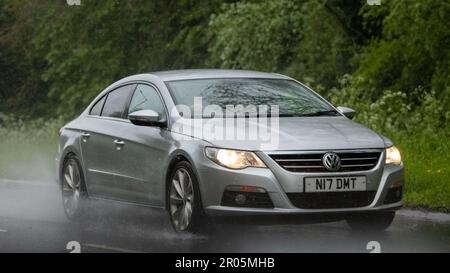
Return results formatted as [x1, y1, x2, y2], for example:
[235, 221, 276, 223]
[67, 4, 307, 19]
[171, 116, 386, 151]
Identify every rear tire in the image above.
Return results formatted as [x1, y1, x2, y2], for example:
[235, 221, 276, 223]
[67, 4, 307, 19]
[346, 211, 396, 231]
[61, 154, 87, 221]
[167, 161, 207, 233]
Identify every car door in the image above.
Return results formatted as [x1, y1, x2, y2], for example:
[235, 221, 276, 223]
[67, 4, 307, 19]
[114, 83, 172, 206]
[80, 84, 137, 200]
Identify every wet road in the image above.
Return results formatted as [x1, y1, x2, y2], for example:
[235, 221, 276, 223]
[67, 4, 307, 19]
[0, 179, 449, 253]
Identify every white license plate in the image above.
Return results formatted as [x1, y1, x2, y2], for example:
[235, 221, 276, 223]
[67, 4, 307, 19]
[304, 176, 367, 193]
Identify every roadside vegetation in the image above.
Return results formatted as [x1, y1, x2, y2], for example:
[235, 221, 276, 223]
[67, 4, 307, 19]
[0, 0, 448, 210]
[0, 116, 62, 182]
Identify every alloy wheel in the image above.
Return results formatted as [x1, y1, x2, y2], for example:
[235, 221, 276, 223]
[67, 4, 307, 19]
[62, 159, 82, 218]
[169, 168, 194, 231]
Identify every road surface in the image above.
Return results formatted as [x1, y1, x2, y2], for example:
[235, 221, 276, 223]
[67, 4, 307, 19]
[0, 179, 449, 253]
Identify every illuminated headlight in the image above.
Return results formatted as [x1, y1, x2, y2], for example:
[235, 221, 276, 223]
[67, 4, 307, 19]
[385, 146, 402, 165]
[205, 147, 267, 169]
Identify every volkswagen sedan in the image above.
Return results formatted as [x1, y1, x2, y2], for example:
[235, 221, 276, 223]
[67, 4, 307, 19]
[57, 69, 404, 232]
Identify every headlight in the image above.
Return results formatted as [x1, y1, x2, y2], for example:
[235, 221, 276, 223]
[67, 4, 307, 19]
[385, 146, 402, 165]
[205, 147, 267, 169]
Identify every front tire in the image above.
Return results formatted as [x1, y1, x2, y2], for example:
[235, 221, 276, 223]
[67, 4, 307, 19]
[167, 161, 206, 233]
[61, 154, 87, 220]
[346, 211, 396, 231]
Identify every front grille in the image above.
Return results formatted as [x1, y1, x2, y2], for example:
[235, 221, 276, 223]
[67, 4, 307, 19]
[221, 191, 274, 208]
[287, 191, 376, 209]
[270, 151, 381, 173]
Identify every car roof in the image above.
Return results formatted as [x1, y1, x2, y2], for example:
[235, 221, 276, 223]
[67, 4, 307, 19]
[149, 69, 291, 82]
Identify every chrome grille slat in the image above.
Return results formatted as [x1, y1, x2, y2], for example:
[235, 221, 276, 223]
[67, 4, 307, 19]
[284, 165, 325, 169]
[269, 151, 381, 173]
[275, 159, 322, 162]
[340, 164, 375, 167]
[341, 157, 378, 161]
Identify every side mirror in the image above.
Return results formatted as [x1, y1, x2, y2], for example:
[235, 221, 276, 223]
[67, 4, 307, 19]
[337, 106, 356, 119]
[129, 110, 167, 127]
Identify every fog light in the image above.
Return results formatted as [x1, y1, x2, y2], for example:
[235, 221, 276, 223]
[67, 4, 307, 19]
[384, 186, 403, 204]
[235, 194, 247, 205]
[390, 181, 403, 188]
[221, 188, 274, 208]
[225, 185, 266, 193]
[395, 188, 402, 198]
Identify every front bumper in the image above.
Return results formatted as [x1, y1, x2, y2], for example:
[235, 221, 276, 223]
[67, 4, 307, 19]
[196, 150, 404, 217]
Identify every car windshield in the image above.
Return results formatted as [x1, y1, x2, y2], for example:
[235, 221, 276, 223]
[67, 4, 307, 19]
[165, 78, 338, 118]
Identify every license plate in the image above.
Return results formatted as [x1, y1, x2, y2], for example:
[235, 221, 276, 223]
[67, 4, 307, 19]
[304, 176, 367, 193]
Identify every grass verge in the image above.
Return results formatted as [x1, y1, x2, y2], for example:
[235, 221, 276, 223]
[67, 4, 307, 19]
[393, 131, 450, 212]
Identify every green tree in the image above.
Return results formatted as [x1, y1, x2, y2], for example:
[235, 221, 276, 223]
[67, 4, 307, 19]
[355, 0, 450, 102]
[208, 0, 304, 72]
[1, 0, 224, 117]
[207, 0, 359, 91]
[0, 0, 50, 115]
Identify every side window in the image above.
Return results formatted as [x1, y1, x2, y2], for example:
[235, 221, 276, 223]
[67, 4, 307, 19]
[90, 95, 106, 116]
[128, 84, 166, 117]
[102, 85, 135, 119]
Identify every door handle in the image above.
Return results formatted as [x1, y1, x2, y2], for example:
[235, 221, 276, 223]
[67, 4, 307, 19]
[81, 132, 90, 142]
[114, 139, 125, 150]
[114, 140, 125, 145]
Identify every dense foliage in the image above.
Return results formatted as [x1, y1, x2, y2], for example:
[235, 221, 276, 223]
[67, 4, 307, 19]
[1, 0, 449, 120]
[0, 0, 449, 209]
[1, 0, 226, 116]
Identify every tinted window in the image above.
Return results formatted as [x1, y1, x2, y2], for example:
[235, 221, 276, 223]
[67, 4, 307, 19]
[128, 84, 166, 117]
[102, 85, 135, 118]
[90, 95, 106, 116]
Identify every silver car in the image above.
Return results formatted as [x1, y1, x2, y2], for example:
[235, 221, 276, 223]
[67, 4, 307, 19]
[57, 69, 404, 232]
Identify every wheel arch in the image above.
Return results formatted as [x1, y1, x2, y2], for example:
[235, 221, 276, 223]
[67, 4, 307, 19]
[164, 150, 202, 211]
[59, 149, 89, 195]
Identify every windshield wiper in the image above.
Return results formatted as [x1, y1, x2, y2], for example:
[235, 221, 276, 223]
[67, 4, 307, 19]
[203, 113, 276, 118]
[277, 110, 339, 117]
[198, 110, 340, 118]
[296, 110, 340, 117]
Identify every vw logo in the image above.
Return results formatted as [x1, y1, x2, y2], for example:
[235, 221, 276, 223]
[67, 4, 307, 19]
[322, 152, 341, 171]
